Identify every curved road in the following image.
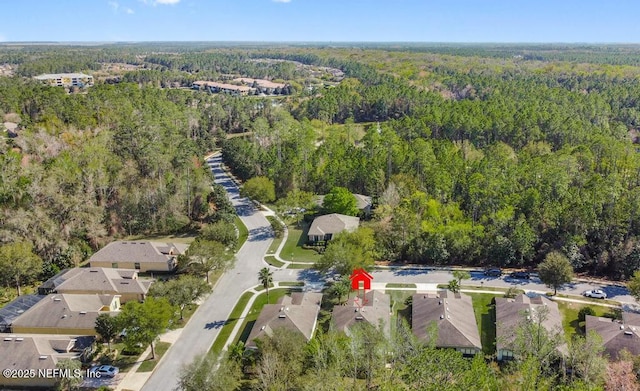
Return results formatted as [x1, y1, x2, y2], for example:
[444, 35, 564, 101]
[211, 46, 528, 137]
[141, 154, 274, 391]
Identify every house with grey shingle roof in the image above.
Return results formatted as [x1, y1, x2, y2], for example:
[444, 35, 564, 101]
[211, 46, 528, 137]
[412, 291, 482, 355]
[39, 267, 151, 303]
[308, 213, 360, 243]
[89, 241, 188, 272]
[246, 292, 322, 349]
[10, 294, 120, 335]
[332, 290, 391, 337]
[586, 312, 640, 360]
[0, 334, 95, 389]
[495, 294, 565, 361]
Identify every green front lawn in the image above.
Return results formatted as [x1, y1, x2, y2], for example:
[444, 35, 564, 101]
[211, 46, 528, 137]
[468, 293, 500, 356]
[235, 216, 249, 251]
[264, 256, 285, 267]
[557, 301, 614, 339]
[137, 342, 171, 372]
[210, 291, 254, 355]
[280, 222, 323, 263]
[236, 289, 292, 345]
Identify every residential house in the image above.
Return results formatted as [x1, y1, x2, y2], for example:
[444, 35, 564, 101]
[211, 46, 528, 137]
[89, 241, 188, 272]
[412, 291, 482, 355]
[0, 295, 47, 333]
[34, 73, 94, 87]
[332, 290, 391, 337]
[0, 334, 95, 389]
[308, 213, 360, 243]
[38, 267, 152, 303]
[10, 294, 120, 335]
[495, 294, 565, 361]
[586, 312, 640, 359]
[246, 292, 322, 349]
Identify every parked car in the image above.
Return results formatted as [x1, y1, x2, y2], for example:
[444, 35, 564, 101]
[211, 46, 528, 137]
[90, 365, 119, 378]
[509, 271, 530, 280]
[484, 268, 502, 277]
[583, 289, 607, 299]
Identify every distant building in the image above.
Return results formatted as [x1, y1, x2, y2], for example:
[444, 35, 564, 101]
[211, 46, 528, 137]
[307, 213, 360, 243]
[39, 267, 152, 303]
[10, 294, 120, 335]
[412, 291, 482, 355]
[0, 334, 95, 389]
[233, 77, 287, 90]
[34, 73, 94, 87]
[586, 312, 640, 360]
[89, 241, 188, 272]
[192, 81, 252, 96]
[332, 290, 390, 337]
[495, 294, 565, 361]
[246, 292, 322, 349]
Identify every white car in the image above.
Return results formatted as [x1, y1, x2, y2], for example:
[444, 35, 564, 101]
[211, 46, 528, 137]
[90, 365, 119, 378]
[583, 289, 607, 299]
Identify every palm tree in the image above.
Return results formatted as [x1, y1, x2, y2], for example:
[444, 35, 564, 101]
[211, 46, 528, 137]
[259, 267, 274, 302]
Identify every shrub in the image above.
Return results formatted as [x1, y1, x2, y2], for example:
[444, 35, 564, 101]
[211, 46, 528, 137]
[578, 306, 596, 322]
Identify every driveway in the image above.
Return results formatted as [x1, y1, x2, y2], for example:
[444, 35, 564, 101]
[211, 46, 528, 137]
[141, 154, 273, 391]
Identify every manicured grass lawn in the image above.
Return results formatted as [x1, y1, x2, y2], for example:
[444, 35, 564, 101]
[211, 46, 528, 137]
[280, 222, 323, 263]
[287, 263, 314, 269]
[387, 290, 415, 334]
[236, 289, 291, 345]
[210, 291, 254, 354]
[264, 256, 285, 267]
[235, 216, 249, 251]
[468, 292, 500, 356]
[386, 283, 417, 289]
[137, 342, 171, 372]
[557, 301, 613, 339]
[109, 342, 143, 372]
[266, 234, 284, 254]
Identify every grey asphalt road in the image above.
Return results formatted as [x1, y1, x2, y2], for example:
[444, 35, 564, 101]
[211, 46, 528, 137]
[141, 154, 274, 391]
[274, 268, 635, 304]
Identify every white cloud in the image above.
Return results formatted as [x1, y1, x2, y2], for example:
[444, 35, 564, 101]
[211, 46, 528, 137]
[125, 7, 135, 14]
[153, 0, 181, 4]
[273, 0, 292, 2]
[0, 33, 6, 42]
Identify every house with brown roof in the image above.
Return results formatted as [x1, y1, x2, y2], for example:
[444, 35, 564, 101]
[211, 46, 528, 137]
[246, 292, 322, 349]
[192, 80, 252, 96]
[332, 290, 390, 337]
[586, 312, 640, 360]
[412, 291, 482, 355]
[495, 294, 565, 361]
[0, 334, 95, 389]
[89, 241, 188, 272]
[39, 267, 151, 303]
[11, 294, 120, 335]
[308, 213, 360, 243]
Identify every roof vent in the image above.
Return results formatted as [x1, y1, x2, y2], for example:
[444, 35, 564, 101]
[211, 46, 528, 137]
[79, 311, 87, 315]
[260, 326, 266, 331]
[62, 315, 67, 319]
[447, 315, 451, 319]
[621, 325, 625, 330]
[439, 300, 442, 305]
[355, 316, 364, 320]
[15, 338, 23, 342]
[279, 307, 284, 312]
[625, 331, 633, 336]
[53, 298, 61, 302]
[446, 307, 450, 312]
[355, 308, 359, 312]
[39, 355, 47, 360]
[440, 314, 444, 320]
[3, 338, 11, 341]
[285, 307, 289, 311]
[278, 314, 286, 318]
[90, 270, 98, 273]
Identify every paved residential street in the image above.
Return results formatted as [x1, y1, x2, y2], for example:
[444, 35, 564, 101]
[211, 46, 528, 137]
[141, 154, 274, 391]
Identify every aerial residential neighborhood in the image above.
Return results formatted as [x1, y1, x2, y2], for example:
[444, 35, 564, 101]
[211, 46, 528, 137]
[3, 1, 640, 390]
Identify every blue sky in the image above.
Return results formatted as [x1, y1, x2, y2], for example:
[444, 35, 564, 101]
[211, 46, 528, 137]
[1, 0, 639, 43]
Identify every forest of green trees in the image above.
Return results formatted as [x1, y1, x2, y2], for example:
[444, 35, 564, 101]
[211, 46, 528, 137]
[2, 42, 640, 389]
[2, 43, 640, 285]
